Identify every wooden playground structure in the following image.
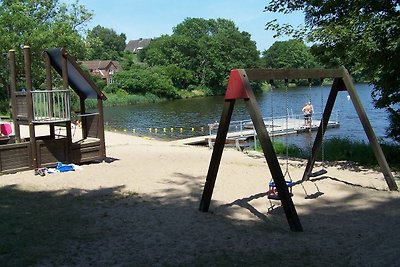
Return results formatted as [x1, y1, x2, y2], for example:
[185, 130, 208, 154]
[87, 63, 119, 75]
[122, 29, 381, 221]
[199, 67, 398, 232]
[0, 47, 107, 174]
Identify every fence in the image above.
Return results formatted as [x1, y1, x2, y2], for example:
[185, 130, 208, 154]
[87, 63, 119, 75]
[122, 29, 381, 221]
[208, 111, 341, 138]
[31, 90, 71, 123]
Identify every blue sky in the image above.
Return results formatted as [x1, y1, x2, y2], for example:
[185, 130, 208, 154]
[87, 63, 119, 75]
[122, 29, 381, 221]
[64, 0, 304, 52]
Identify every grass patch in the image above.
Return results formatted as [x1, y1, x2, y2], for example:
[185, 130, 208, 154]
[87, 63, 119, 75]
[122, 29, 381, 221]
[271, 141, 308, 159]
[178, 89, 208, 98]
[322, 137, 400, 170]
[256, 137, 400, 171]
[86, 92, 165, 108]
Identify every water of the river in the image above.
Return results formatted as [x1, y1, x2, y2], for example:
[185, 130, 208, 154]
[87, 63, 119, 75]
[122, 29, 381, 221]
[103, 83, 392, 148]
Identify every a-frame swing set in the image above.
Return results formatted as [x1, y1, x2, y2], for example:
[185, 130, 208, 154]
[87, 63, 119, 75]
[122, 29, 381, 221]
[199, 67, 398, 232]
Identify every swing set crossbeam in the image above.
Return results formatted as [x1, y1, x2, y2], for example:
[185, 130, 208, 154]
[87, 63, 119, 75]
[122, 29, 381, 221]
[244, 67, 347, 81]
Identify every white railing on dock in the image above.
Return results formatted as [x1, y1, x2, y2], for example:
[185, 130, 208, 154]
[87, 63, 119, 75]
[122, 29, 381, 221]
[31, 90, 71, 123]
[208, 111, 340, 140]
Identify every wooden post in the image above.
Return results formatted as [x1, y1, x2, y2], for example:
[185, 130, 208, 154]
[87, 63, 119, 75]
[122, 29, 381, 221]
[97, 97, 106, 160]
[240, 70, 302, 232]
[80, 97, 87, 139]
[61, 49, 72, 163]
[199, 99, 235, 212]
[342, 73, 398, 191]
[8, 50, 21, 143]
[44, 52, 55, 138]
[199, 69, 303, 232]
[301, 70, 397, 191]
[24, 46, 37, 168]
[302, 78, 341, 181]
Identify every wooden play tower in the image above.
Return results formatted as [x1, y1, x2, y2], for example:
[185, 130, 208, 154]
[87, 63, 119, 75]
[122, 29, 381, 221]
[0, 46, 107, 173]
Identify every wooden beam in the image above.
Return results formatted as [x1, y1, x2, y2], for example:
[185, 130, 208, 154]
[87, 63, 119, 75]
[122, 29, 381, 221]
[342, 73, 398, 191]
[8, 50, 21, 143]
[199, 99, 236, 212]
[80, 97, 87, 139]
[200, 69, 303, 232]
[245, 67, 346, 81]
[23, 46, 37, 168]
[44, 52, 55, 138]
[240, 69, 303, 232]
[97, 96, 106, 160]
[302, 78, 341, 181]
[61, 49, 72, 163]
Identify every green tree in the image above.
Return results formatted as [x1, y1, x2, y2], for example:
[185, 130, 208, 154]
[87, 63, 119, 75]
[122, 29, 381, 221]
[104, 65, 179, 99]
[118, 51, 140, 69]
[264, 0, 400, 141]
[0, 0, 91, 102]
[262, 39, 319, 69]
[141, 18, 260, 93]
[85, 25, 126, 60]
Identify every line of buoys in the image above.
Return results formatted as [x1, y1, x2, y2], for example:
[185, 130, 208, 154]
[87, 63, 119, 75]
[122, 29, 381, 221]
[105, 125, 206, 135]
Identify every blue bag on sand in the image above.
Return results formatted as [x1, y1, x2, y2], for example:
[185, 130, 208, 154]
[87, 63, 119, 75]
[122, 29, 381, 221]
[56, 162, 75, 172]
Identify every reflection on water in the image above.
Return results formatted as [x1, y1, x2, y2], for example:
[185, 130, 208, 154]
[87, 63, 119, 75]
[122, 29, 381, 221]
[104, 83, 393, 147]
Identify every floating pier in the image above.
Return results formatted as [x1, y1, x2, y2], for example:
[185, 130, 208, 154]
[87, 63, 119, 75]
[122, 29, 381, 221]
[173, 111, 340, 147]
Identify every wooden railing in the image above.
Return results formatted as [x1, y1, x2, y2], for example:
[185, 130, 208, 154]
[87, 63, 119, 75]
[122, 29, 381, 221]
[31, 90, 71, 123]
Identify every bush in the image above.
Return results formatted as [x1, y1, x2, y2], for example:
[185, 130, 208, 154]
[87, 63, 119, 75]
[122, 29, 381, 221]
[0, 99, 9, 115]
[85, 92, 164, 108]
[108, 65, 179, 99]
[156, 65, 194, 89]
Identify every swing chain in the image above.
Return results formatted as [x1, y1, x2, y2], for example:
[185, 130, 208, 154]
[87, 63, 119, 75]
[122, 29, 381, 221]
[321, 82, 325, 165]
[284, 79, 291, 180]
[269, 79, 274, 140]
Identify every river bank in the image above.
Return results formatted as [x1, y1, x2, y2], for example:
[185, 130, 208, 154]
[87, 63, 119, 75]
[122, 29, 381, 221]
[1, 130, 399, 266]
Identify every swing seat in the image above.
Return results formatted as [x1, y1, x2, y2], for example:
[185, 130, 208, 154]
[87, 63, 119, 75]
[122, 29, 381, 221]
[309, 169, 328, 178]
[268, 181, 294, 188]
[267, 190, 294, 200]
[267, 193, 281, 200]
[267, 181, 294, 200]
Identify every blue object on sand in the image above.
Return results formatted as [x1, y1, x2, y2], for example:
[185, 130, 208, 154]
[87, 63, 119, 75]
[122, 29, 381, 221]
[56, 162, 75, 172]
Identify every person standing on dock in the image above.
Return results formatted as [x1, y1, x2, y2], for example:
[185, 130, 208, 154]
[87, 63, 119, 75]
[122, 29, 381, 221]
[302, 102, 314, 126]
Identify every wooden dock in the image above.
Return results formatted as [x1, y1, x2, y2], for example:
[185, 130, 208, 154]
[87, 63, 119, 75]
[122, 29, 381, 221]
[173, 115, 340, 147]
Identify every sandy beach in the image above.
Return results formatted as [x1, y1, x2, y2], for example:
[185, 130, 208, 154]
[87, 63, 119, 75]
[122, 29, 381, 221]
[1, 130, 399, 266]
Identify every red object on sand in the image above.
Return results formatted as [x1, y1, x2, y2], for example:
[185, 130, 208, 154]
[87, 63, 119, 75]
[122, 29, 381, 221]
[0, 123, 12, 136]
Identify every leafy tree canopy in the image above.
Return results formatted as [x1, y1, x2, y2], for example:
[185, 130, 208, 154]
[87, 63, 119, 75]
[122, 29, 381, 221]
[0, 0, 92, 92]
[262, 39, 319, 69]
[104, 65, 178, 99]
[264, 0, 400, 141]
[141, 18, 260, 93]
[85, 25, 126, 60]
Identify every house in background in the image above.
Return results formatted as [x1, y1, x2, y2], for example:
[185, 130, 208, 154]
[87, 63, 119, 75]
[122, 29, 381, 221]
[81, 60, 121, 84]
[125, 38, 152, 53]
